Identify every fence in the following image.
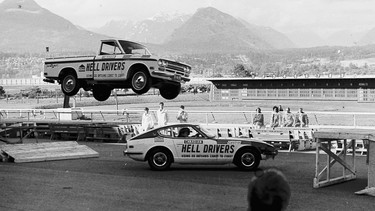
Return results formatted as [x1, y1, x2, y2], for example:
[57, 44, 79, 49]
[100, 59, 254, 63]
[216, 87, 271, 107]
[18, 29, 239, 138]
[0, 78, 49, 86]
[1, 109, 375, 129]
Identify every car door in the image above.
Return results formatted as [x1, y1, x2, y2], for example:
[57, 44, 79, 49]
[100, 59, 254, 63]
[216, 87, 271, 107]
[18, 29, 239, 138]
[93, 40, 126, 81]
[172, 126, 218, 164]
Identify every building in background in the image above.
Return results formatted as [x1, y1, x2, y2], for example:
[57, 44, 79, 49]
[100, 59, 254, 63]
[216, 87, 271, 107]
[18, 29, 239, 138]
[208, 75, 375, 103]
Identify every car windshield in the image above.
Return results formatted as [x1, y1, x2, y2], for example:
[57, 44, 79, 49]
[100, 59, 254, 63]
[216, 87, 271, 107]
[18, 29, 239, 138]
[118, 40, 151, 56]
[197, 125, 216, 138]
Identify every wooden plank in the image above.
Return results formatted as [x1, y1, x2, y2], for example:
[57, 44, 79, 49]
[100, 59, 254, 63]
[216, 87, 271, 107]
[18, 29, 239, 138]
[314, 131, 375, 141]
[314, 174, 356, 188]
[369, 141, 375, 187]
[14, 149, 99, 163]
[0, 141, 78, 152]
[0, 141, 99, 163]
[4, 145, 88, 157]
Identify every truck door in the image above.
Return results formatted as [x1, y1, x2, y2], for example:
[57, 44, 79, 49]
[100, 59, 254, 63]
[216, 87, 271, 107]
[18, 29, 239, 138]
[93, 41, 126, 81]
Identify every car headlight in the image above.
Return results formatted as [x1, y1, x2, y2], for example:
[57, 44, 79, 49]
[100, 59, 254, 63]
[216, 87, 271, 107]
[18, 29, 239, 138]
[158, 60, 163, 66]
[163, 61, 168, 66]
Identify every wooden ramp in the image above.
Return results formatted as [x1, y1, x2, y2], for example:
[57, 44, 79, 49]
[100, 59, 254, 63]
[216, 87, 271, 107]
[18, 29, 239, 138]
[0, 141, 99, 163]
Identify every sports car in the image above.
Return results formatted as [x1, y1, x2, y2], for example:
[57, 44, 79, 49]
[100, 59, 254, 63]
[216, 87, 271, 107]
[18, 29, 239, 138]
[123, 123, 278, 171]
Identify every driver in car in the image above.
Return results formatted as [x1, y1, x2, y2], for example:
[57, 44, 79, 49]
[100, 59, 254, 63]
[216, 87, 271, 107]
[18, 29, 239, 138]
[178, 128, 190, 137]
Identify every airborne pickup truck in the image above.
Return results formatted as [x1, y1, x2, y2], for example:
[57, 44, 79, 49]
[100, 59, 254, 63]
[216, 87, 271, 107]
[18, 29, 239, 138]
[43, 39, 191, 101]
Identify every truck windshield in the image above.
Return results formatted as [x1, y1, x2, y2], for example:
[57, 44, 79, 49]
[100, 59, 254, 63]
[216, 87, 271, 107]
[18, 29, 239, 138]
[119, 40, 151, 56]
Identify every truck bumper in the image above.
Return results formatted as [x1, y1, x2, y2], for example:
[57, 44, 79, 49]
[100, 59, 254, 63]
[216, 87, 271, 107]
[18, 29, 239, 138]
[43, 78, 55, 83]
[152, 70, 190, 83]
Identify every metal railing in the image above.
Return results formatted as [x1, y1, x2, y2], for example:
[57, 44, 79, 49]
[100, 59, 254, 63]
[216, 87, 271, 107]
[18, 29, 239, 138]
[1, 108, 375, 129]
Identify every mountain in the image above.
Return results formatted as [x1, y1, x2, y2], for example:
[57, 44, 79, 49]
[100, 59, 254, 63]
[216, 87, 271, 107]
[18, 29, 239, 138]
[359, 27, 375, 46]
[325, 30, 365, 46]
[163, 7, 274, 53]
[286, 30, 327, 48]
[0, 0, 107, 53]
[92, 13, 191, 44]
[239, 20, 296, 49]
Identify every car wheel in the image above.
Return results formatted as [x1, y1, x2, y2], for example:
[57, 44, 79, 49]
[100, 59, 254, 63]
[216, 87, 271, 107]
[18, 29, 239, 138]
[159, 83, 181, 100]
[148, 149, 172, 171]
[131, 70, 151, 94]
[93, 85, 111, 101]
[235, 148, 260, 171]
[61, 72, 80, 96]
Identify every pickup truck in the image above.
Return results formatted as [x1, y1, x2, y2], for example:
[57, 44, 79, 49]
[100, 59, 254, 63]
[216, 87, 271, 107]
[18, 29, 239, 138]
[43, 39, 191, 101]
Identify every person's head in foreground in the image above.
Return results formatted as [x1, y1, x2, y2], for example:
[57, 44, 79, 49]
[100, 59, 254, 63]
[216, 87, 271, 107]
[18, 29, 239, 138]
[248, 169, 291, 211]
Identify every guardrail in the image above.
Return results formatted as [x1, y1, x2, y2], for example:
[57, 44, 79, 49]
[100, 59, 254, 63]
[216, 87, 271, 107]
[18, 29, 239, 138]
[1, 108, 375, 129]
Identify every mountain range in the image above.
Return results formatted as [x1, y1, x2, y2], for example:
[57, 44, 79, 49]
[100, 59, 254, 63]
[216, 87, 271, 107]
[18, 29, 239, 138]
[1, 0, 375, 54]
[0, 0, 107, 53]
[93, 7, 296, 52]
[91, 13, 191, 45]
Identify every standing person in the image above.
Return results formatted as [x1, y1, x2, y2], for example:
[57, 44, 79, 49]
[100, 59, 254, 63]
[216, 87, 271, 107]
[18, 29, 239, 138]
[278, 105, 284, 126]
[157, 102, 168, 126]
[282, 107, 294, 127]
[253, 107, 264, 129]
[298, 108, 309, 127]
[296, 107, 309, 127]
[270, 106, 280, 128]
[141, 107, 154, 132]
[176, 105, 188, 123]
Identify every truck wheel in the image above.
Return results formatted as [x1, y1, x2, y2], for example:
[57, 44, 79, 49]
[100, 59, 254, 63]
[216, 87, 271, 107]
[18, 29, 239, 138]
[93, 85, 111, 101]
[147, 148, 172, 171]
[234, 148, 260, 171]
[61, 73, 80, 96]
[159, 84, 181, 100]
[131, 70, 151, 94]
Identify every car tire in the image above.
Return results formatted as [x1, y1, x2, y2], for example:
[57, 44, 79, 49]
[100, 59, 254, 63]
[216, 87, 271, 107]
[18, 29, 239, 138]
[159, 83, 181, 100]
[131, 70, 151, 94]
[148, 148, 172, 171]
[93, 85, 111, 101]
[61, 72, 80, 96]
[234, 148, 260, 171]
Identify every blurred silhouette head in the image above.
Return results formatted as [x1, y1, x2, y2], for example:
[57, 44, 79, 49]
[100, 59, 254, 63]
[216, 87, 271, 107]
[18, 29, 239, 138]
[248, 169, 291, 211]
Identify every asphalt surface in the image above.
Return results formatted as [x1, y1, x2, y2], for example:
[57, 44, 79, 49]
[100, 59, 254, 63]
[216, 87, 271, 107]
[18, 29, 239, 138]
[0, 142, 374, 211]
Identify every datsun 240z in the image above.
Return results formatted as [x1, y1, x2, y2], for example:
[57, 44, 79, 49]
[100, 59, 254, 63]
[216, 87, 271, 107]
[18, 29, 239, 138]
[124, 123, 278, 171]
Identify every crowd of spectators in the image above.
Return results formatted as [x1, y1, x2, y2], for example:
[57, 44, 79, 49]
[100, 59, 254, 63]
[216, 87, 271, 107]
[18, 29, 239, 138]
[252, 105, 309, 128]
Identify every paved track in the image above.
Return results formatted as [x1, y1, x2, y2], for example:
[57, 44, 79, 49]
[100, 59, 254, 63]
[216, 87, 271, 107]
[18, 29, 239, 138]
[0, 143, 373, 211]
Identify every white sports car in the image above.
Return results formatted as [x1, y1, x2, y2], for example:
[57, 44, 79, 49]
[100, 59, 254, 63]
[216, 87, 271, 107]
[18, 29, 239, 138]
[123, 123, 278, 171]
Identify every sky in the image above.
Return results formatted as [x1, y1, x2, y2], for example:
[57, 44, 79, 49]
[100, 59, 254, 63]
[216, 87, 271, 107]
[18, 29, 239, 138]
[8, 0, 375, 37]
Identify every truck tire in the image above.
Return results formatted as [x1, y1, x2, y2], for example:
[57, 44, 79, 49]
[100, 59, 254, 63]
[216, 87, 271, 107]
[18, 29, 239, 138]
[93, 85, 111, 101]
[61, 73, 80, 96]
[159, 83, 181, 100]
[130, 70, 151, 94]
[234, 148, 260, 171]
[147, 148, 172, 171]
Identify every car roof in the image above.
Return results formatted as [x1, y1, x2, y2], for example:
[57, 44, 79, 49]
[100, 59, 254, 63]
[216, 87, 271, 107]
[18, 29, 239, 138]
[130, 123, 201, 140]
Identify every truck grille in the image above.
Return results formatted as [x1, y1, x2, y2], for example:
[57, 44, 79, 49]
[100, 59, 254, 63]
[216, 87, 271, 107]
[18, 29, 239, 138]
[166, 62, 185, 75]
